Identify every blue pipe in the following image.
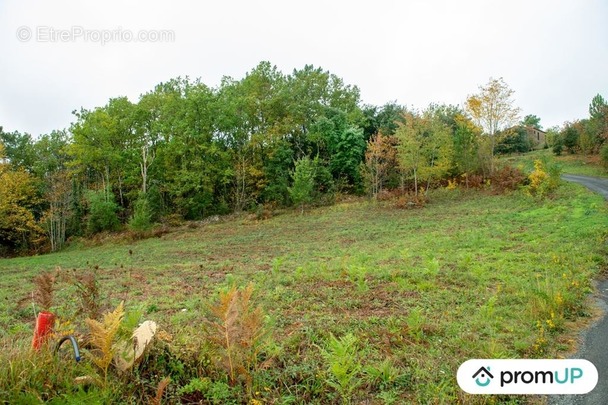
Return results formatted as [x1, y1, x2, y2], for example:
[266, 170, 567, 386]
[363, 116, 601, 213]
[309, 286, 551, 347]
[54, 335, 81, 362]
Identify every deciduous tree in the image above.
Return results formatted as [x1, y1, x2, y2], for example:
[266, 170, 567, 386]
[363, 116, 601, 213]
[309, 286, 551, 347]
[0, 145, 44, 254]
[452, 115, 481, 185]
[289, 156, 316, 214]
[395, 111, 453, 196]
[465, 77, 520, 170]
[588, 94, 608, 146]
[362, 133, 397, 198]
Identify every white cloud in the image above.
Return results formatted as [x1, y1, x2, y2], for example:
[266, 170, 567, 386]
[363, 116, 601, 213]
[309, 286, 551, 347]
[1, 0, 606, 135]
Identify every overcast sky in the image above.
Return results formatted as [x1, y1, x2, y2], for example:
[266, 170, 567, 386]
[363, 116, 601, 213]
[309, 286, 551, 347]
[1, 0, 607, 137]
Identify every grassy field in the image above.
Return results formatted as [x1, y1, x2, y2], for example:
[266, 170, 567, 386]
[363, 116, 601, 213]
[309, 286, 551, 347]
[503, 149, 608, 178]
[1, 170, 607, 403]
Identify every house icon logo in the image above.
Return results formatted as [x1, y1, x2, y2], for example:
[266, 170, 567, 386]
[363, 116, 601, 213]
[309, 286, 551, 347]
[472, 366, 494, 387]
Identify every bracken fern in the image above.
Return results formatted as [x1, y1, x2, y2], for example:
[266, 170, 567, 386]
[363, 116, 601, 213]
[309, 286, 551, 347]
[33, 271, 55, 312]
[74, 271, 102, 320]
[320, 333, 362, 404]
[205, 283, 267, 394]
[85, 301, 125, 384]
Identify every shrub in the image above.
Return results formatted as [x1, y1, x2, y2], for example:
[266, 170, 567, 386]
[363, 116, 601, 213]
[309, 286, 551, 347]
[552, 142, 563, 156]
[527, 159, 561, 197]
[204, 283, 269, 394]
[376, 189, 401, 201]
[466, 174, 485, 189]
[495, 127, 531, 154]
[161, 213, 184, 227]
[600, 144, 608, 169]
[289, 157, 315, 214]
[313, 162, 336, 201]
[129, 195, 153, 232]
[491, 165, 527, 193]
[86, 190, 120, 234]
[562, 125, 579, 153]
[394, 192, 427, 209]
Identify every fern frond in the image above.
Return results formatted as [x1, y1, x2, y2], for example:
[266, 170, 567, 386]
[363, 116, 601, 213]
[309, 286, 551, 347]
[75, 272, 101, 320]
[152, 377, 170, 405]
[85, 301, 125, 382]
[33, 271, 55, 311]
[205, 282, 269, 391]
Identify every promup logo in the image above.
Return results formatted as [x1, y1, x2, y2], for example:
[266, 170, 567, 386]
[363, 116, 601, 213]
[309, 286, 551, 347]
[472, 366, 494, 387]
[457, 359, 598, 394]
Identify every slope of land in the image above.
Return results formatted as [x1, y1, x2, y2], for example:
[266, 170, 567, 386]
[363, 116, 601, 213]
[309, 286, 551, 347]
[1, 183, 607, 403]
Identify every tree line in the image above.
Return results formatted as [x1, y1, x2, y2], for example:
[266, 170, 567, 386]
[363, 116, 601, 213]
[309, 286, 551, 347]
[1, 63, 604, 256]
[550, 94, 608, 158]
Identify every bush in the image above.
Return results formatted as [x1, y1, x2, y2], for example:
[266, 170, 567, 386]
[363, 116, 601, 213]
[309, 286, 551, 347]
[600, 144, 608, 169]
[552, 141, 563, 156]
[394, 192, 427, 209]
[129, 195, 153, 232]
[466, 174, 485, 189]
[527, 159, 561, 198]
[491, 165, 527, 193]
[86, 190, 120, 234]
[289, 157, 315, 214]
[495, 127, 531, 154]
[562, 126, 579, 153]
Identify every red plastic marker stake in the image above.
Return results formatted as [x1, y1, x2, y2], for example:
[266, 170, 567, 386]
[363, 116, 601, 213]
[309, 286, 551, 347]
[32, 311, 55, 350]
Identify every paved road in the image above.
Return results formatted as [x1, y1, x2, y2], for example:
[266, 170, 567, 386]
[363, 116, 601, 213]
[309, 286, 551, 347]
[550, 174, 608, 404]
[562, 174, 608, 199]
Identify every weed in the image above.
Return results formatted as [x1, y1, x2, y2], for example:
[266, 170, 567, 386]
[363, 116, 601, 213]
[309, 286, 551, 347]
[205, 283, 269, 395]
[346, 266, 369, 293]
[74, 271, 101, 320]
[85, 301, 125, 384]
[405, 308, 425, 342]
[272, 256, 285, 276]
[394, 192, 427, 209]
[151, 377, 170, 405]
[320, 333, 362, 404]
[363, 359, 401, 391]
[33, 270, 55, 312]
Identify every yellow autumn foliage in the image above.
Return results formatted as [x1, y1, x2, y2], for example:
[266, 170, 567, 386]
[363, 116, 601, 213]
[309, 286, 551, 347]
[85, 301, 125, 383]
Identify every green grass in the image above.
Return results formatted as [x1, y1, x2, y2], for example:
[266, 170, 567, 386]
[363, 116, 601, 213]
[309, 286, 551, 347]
[1, 183, 607, 403]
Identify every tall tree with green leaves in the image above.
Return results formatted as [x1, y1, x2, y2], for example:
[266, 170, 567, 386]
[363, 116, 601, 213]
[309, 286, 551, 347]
[561, 123, 580, 154]
[0, 130, 36, 171]
[34, 130, 73, 251]
[156, 79, 230, 218]
[588, 94, 608, 146]
[361, 102, 407, 140]
[521, 114, 542, 129]
[589, 94, 607, 120]
[69, 99, 135, 206]
[216, 62, 290, 211]
[452, 114, 481, 185]
[395, 111, 453, 195]
[284, 65, 362, 158]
